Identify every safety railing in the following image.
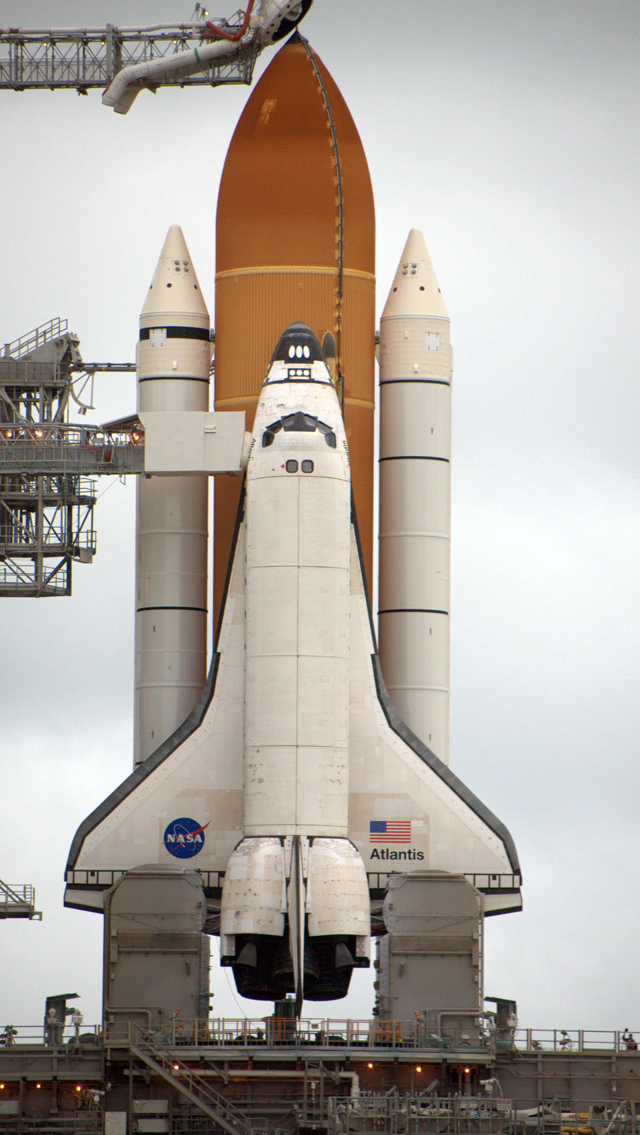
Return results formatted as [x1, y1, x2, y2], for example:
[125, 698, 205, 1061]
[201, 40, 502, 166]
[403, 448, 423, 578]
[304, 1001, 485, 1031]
[0, 1119, 102, 1134]
[0, 1022, 101, 1047]
[104, 1017, 494, 1052]
[4, 1019, 640, 1055]
[0, 424, 141, 445]
[0, 422, 144, 476]
[513, 1029, 640, 1053]
[0, 881, 35, 908]
[3, 318, 68, 359]
[326, 1097, 640, 1135]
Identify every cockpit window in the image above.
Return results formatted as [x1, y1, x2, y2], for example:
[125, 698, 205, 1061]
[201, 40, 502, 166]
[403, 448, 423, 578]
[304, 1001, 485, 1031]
[262, 414, 337, 449]
[283, 412, 317, 432]
[262, 421, 281, 447]
[286, 366, 312, 380]
[318, 421, 337, 448]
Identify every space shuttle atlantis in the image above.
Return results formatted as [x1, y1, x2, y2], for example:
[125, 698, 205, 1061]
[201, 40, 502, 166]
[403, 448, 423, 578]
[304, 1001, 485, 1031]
[66, 319, 521, 1007]
[66, 32, 520, 1010]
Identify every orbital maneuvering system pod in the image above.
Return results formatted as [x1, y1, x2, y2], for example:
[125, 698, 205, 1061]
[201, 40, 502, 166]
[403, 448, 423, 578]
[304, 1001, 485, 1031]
[65, 32, 520, 1015]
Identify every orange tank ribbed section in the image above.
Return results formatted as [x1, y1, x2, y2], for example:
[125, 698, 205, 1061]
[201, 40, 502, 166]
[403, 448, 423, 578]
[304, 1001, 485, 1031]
[214, 35, 376, 626]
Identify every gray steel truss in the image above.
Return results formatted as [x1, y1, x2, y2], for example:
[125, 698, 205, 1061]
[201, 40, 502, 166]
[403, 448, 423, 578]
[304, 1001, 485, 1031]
[0, 880, 41, 920]
[0, 17, 258, 93]
[0, 319, 140, 597]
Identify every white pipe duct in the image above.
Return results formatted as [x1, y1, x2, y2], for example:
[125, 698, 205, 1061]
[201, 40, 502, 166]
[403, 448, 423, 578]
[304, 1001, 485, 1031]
[102, 1, 311, 114]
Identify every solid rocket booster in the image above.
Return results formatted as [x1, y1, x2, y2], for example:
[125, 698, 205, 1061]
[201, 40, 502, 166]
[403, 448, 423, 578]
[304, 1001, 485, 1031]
[213, 33, 376, 624]
[378, 230, 452, 764]
[134, 226, 211, 766]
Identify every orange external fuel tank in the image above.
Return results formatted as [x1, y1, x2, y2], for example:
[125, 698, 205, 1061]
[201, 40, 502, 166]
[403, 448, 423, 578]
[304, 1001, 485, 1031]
[214, 32, 376, 623]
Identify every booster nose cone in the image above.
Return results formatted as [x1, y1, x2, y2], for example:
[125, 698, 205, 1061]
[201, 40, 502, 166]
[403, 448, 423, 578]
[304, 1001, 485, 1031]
[141, 224, 209, 328]
[381, 228, 449, 321]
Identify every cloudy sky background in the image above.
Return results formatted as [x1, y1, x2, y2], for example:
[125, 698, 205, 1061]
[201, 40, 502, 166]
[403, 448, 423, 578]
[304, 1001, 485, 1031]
[1, 0, 639, 1033]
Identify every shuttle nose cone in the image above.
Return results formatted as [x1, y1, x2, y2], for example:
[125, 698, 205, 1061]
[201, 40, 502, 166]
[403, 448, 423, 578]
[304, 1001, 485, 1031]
[263, 322, 334, 387]
[270, 322, 326, 364]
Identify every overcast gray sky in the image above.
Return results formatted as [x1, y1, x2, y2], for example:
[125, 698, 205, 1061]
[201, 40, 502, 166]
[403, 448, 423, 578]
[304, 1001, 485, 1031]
[1, 0, 639, 1033]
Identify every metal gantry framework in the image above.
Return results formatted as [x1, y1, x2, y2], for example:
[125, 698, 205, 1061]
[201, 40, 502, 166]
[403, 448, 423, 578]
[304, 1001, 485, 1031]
[0, 10, 269, 594]
[0, 880, 41, 920]
[0, 15, 258, 94]
[0, 320, 140, 597]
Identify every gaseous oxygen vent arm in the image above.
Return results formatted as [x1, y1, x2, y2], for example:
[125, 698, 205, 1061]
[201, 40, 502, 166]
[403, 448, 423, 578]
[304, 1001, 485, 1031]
[102, 0, 311, 114]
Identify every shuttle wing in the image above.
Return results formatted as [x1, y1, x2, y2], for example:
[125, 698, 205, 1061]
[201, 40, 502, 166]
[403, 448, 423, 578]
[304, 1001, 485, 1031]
[346, 518, 522, 917]
[64, 503, 249, 915]
[65, 491, 521, 918]
[65, 486, 521, 920]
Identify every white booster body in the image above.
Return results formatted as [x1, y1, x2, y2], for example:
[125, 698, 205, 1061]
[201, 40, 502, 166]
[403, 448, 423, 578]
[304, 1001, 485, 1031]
[134, 225, 211, 766]
[220, 326, 371, 992]
[378, 229, 452, 764]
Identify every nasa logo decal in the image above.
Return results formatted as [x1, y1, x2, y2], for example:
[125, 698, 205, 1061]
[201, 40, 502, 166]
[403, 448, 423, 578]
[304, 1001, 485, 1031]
[163, 817, 210, 859]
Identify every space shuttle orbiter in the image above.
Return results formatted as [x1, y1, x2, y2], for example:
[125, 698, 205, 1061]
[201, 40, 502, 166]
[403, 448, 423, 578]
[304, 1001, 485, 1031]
[65, 322, 521, 1011]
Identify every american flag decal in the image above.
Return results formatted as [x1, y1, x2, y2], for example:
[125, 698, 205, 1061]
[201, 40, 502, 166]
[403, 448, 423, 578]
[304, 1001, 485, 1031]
[370, 820, 412, 843]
